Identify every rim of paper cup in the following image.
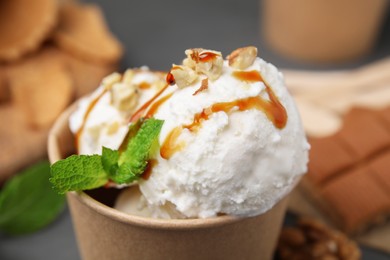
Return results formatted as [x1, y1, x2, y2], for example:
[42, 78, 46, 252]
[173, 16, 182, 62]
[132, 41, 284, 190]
[70, 191, 243, 230]
[49, 103, 245, 230]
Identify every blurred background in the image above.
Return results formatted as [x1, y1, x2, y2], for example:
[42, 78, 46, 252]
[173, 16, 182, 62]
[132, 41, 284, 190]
[0, 0, 389, 259]
[85, 0, 390, 70]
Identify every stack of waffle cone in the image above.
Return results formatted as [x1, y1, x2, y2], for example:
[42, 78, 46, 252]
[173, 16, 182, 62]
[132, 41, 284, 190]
[0, 0, 123, 183]
[0, 0, 58, 62]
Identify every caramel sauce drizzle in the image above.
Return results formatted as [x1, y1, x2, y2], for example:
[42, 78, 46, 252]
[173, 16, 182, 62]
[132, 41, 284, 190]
[165, 66, 181, 86]
[159, 70, 287, 159]
[138, 82, 151, 89]
[198, 51, 218, 62]
[75, 89, 107, 153]
[129, 83, 170, 123]
[232, 70, 287, 129]
[76, 72, 174, 180]
[123, 72, 175, 178]
[160, 126, 186, 159]
[193, 78, 209, 96]
[141, 159, 158, 180]
[190, 50, 219, 63]
[129, 68, 178, 123]
[145, 93, 173, 119]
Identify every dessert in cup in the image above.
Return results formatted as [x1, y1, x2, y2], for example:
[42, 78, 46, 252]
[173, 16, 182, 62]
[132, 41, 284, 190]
[49, 46, 309, 260]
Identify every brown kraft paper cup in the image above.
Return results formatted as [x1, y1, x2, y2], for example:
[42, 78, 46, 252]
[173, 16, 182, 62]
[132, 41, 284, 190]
[48, 104, 290, 260]
[262, 0, 389, 63]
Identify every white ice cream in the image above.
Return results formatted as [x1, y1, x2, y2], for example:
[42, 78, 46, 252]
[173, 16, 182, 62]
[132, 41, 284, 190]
[69, 48, 309, 219]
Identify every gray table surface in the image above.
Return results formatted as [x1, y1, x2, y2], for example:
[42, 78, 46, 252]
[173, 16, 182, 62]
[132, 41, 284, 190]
[1, 0, 390, 259]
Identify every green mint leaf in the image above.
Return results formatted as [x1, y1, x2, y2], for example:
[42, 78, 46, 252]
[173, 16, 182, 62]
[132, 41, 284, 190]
[112, 118, 164, 184]
[0, 161, 66, 236]
[118, 119, 143, 152]
[49, 119, 164, 192]
[50, 154, 108, 194]
[102, 147, 119, 177]
[115, 162, 143, 183]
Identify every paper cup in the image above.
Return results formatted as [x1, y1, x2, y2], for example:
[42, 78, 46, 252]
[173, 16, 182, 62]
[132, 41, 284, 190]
[48, 104, 289, 260]
[261, 0, 389, 63]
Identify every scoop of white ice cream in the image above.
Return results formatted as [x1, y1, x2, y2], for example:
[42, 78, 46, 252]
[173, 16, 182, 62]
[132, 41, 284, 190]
[70, 47, 309, 219]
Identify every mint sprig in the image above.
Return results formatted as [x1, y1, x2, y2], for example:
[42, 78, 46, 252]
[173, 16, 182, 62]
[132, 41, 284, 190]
[0, 161, 66, 236]
[102, 147, 119, 176]
[114, 117, 164, 183]
[50, 155, 108, 194]
[50, 118, 164, 194]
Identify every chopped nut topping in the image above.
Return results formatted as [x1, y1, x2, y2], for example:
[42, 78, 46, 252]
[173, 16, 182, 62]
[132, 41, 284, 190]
[193, 78, 208, 96]
[183, 48, 202, 68]
[122, 69, 135, 84]
[227, 46, 257, 70]
[106, 121, 120, 135]
[86, 124, 101, 140]
[110, 82, 139, 111]
[169, 65, 198, 88]
[277, 218, 361, 260]
[102, 72, 122, 90]
[183, 48, 223, 81]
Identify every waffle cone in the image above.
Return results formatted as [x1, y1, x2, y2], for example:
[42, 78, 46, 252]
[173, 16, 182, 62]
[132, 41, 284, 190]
[0, 0, 58, 62]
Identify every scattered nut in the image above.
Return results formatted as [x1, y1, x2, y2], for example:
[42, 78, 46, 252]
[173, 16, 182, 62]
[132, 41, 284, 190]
[169, 65, 198, 88]
[106, 121, 120, 135]
[279, 227, 306, 247]
[319, 254, 339, 260]
[183, 48, 201, 68]
[183, 48, 223, 81]
[110, 81, 138, 111]
[227, 46, 257, 70]
[86, 124, 101, 141]
[311, 242, 329, 257]
[122, 69, 135, 84]
[0, 67, 10, 103]
[102, 72, 122, 90]
[276, 218, 361, 260]
[326, 240, 338, 253]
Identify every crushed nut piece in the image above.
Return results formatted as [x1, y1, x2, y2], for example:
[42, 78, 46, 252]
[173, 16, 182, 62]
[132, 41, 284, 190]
[276, 218, 361, 260]
[169, 65, 198, 88]
[183, 48, 202, 68]
[110, 81, 139, 111]
[86, 124, 101, 141]
[183, 48, 223, 81]
[227, 46, 257, 70]
[193, 78, 209, 96]
[102, 72, 122, 90]
[122, 69, 135, 84]
[106, 121, 120, 135]
[279, 227, 306, 247]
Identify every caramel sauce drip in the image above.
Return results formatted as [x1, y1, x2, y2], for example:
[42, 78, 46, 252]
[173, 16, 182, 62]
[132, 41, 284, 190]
[232, 70, 287, 129]
[129, 83, 170, 123]
[198, 51, 218, 62]
[123, 72, 175, 178]
[232, 70, 262, 82]
[166, 71, 176, 86]
[193, 78, 208, 96]
[75, 89, 107, 153]
[138, 82, 151, 89]
[160, 126, 185, 159]
[145, 93, 173, 119]
[141, 159, 158, 180]
[160, 70, 287, 159]
[190, 50, 219, 63]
